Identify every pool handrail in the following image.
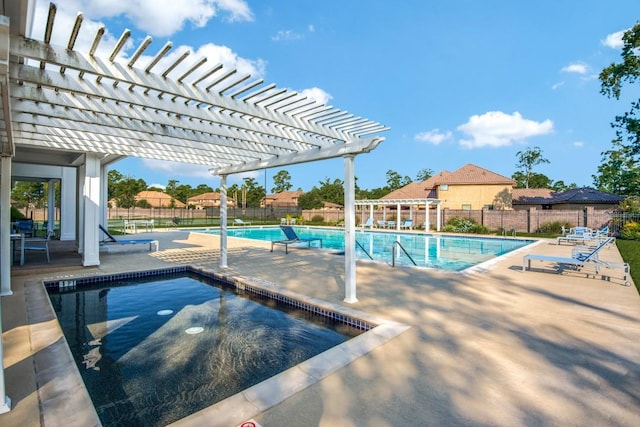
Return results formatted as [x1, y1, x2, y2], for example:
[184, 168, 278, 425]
[355, 240, 374, 260]
[392, 241, 417, 267]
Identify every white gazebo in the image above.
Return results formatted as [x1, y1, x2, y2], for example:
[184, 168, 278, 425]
[0, 1, 388, 413]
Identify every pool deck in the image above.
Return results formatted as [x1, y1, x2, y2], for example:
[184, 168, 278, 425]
[1, 229, 639, 426]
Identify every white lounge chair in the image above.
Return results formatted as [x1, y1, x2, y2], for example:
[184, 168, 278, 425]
[234, 218, 252, 226]
[362, 217, 374, 229]
[400, 219, 413, 229]
[523, 238, 630, 286]
[376, 220, 387, 228]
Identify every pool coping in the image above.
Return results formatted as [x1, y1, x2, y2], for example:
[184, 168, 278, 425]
[30, 266, 410, 427]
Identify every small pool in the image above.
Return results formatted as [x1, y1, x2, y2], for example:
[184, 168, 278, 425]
[47, 269, 366, 426]
[201, 226, 533, 271]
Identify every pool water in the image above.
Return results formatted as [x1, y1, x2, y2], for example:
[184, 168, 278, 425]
[48, 273, 362, 427]
[204, 226, 533, 271]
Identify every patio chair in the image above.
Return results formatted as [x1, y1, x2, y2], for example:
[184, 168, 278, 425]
[21, 233, 51, 265]
[15, 219, 34, 237]
[523, 237, 630, 286]
[375, 220, 386, 228]
[99, 225, 159, 251]
[271, 225, 322, 254]
[361, 217, 374, 229]
[400, 219, 413, 229]
[386, 220, 396, 229]
[234, 218, 252, 226]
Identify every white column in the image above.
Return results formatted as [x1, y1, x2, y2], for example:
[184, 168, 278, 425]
[81, 154, 101, 266]
[424, 200, 430, 231]
[47, 179, 55, 236]
[0, 155, 12, 296]
[59, 167, 76, 241]
[436, 202, 442, 231]
[0, 155, 11, 414]
[396, 202, 401, 230]
[343, 155, 357, 303]
[100, 167, 108, 229]
[219, 175, 228, 268]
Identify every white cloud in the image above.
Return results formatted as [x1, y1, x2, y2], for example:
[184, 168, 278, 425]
[148, 183, 166, 190]
[45, 0, 254, 38]
[551, 81, 565, 90]
[457, 111, 553, 149]
[272, 30, 304, 42]
[308, 24, 316, 32]
[299, 87, 332, 105]
[414, 129, 452, 145]
[573, 141, 584, 148]
[602, 29, 627, 49]
[561, 63, 588, 74]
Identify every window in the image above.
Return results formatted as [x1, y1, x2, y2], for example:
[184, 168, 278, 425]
[462, 204, 471, 210]
[439, 184, 448, 191]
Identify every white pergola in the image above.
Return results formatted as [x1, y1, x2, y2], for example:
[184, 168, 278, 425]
[0, 1, 388, 413]
[355, 198, 442, 231]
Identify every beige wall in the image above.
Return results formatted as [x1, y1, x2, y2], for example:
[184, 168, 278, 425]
[437, 184, 511, 210]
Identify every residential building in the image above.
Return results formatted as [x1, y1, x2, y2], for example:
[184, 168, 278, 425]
[187, 192, 237, 209]
[383, 163, 516, 210]
[512, 187, 624, 210]
[134, 191, 186, 208]
[261, 190, 303, 208]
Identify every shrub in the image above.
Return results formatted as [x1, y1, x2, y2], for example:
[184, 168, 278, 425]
[621, 221, 640, 240]
[537, 220, 572, 235]
[443, 216, 489, 234]
[311, 214, 324, 223]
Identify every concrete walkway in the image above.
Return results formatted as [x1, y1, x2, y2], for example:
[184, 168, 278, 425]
[1, 230, 639, 426]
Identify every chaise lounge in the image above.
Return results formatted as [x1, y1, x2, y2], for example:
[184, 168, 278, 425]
[523, 237, 630, 286]
[271, 225, 322, 254]
[99, 225, 159, 252]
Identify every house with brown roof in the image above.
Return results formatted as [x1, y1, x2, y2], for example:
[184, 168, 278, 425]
[261, 190, 303, 208]
[135, 190, 186, 208]
[383, 164, 516, 210]
[187, 192, 237, 209]
[512, 187, 623, 210]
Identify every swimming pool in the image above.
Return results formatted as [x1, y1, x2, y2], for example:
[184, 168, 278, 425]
[202, 226, 533, 271]
[47, 269, 366, 426]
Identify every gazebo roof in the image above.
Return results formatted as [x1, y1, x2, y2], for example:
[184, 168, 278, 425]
[0, 2, 388, 175]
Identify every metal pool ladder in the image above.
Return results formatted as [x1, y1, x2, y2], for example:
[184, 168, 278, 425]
[392, 241, 417, 267]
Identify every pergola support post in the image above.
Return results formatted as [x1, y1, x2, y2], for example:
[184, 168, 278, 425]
[81, 153, 101, 266]
[219, 175, 228, 268]
[0, 153, 12, 414]
[0, 155, 12, 296]
[343, 154, 357, 303]
[47, 179, 56, 236]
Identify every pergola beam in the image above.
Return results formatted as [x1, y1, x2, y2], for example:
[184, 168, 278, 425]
[211, 137, 384, 175]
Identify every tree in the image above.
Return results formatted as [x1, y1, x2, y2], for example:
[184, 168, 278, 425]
[107, 169, 123, 200]
[242, 177, 265, 207]
[514, 146, 549, 188]
[113, 177, 147, 210]
[416, 168, 434, 182]
[512, 171, 552, 189]
[386, 170, 412, 191]
[597, 22, 640, 195]
[298, 177, 344, 209]
[272, 170, 292, 193]
[551, 180, 578, 192]
[12, 181, 45, 217]
[592, 142, 640, 195]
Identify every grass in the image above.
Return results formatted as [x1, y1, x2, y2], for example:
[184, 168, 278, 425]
[616, 239, 640, 293]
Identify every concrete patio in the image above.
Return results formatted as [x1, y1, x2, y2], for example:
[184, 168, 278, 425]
[1, 230, 639, 426]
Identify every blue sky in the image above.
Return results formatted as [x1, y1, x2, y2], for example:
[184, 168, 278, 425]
[33, 1, 638, 192]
